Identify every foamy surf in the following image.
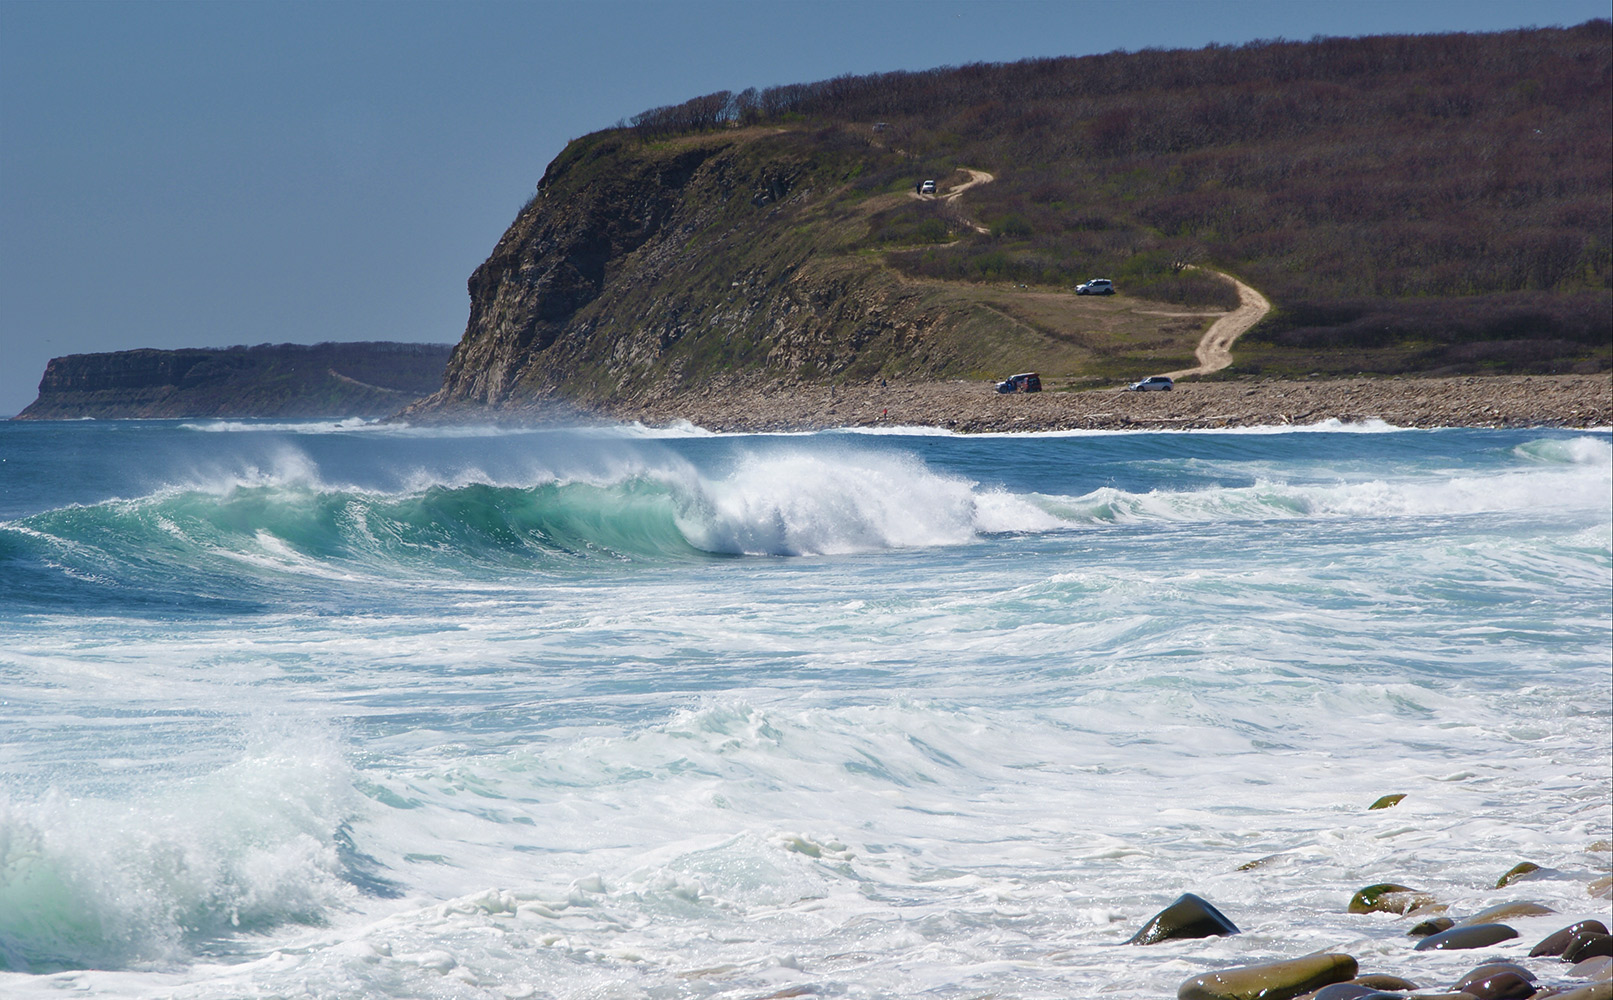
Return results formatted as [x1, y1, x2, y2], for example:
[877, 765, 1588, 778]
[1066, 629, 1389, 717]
[0, 421, 1606, 998]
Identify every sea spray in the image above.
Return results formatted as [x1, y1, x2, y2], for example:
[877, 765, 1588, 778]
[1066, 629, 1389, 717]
[0, 421, 1606, 998]
[0, 730, 357, 972]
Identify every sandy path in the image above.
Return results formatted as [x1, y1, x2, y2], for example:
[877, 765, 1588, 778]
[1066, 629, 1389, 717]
[907, 170, 1268, 376]
[1158, 270, 1271, 380]
[946, 170, 994, 233]
[910, 169, 996, 234]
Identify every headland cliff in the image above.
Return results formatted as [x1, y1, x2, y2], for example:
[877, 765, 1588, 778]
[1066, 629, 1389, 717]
[15, 342, 454, 420]
[404, 22, 1610, 428]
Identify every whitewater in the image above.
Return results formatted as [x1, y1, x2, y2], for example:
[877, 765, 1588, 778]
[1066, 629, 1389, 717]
[1, 418, 1608, 999]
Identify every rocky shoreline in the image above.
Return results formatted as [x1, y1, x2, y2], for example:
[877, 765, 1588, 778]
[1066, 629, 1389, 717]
[585, 374, 1611, 434]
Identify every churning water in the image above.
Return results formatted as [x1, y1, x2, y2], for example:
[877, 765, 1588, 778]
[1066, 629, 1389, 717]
[1, 418, 1608, 998]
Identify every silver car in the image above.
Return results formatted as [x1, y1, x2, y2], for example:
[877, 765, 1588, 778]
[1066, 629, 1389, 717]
[1127, 376, 1173, 391]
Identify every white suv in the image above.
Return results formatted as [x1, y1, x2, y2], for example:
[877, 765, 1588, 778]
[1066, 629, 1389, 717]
[1076, 278, 1114, 295]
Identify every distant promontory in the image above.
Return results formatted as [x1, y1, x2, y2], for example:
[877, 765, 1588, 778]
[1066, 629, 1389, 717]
[13, 342, 453, 420]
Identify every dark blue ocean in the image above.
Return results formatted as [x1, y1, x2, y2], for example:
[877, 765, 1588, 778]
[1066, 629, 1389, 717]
[1, 417, 1609, 998]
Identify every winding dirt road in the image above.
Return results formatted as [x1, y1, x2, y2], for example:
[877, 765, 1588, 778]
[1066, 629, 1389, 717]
[942, 169, 994, 233]
[1158, 270, 1272, 380]
[917, 168, 1271, 377]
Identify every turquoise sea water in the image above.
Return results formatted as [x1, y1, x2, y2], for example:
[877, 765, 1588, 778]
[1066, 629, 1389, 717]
[1, 417, 1609, 998]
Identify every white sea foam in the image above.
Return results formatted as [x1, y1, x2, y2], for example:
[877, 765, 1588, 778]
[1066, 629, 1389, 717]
[677, 450, 993, 554]
[3, 424, 1607, 1000]
[0, 730, 356, 973]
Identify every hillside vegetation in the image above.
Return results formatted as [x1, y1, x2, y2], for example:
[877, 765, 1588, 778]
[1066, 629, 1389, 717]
[414, 23, 1610, 418]
[628, 22, 1611, 376]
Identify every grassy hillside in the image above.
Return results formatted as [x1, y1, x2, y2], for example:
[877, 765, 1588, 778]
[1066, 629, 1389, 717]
[611, 22, 1610, 378]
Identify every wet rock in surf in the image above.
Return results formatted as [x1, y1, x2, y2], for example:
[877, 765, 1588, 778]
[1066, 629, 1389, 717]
[1414, 923, 1519, 951]
[1454, 963, 1535, 1000]
[1177, 953, 1357, 1000]
[1548, 981, 1613, 1000]
[1348, 883, 1435, 915]
[1590, 875, 1613, 899]
[1298, 985, 1398, 999]
[1298, 980, 1426, 999]
[1369, 794, 1406, 810]
[1127, 892, 1240, 944]
[1533, 921, 1610, 957]
[1568, 955, 1613, 980]
[1563, 932, 1613, 962]
[1455, 901, 1555, 926]
[1348, 973, 1422, 991]
[1409, 916, 1456, 937]
[1495, 862, 1541, 888]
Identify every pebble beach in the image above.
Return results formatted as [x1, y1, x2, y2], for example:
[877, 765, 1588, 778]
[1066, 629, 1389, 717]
[605, 374, 1612, 433]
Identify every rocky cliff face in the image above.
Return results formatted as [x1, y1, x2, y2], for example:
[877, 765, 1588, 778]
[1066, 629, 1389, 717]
[405, 130, 970, 419]
[16, 342, 454, 419]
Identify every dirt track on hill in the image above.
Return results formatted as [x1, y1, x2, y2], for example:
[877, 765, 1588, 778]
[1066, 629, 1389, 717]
[1159, 271, 1273, 380]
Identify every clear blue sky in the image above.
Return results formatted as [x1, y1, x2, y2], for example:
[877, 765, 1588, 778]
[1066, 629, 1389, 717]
[2, 0, 1607, 416]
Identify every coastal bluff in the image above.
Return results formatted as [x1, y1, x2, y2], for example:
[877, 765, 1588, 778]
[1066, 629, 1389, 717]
[404, 23, 1608, 424]
[14, 342, 453, 420]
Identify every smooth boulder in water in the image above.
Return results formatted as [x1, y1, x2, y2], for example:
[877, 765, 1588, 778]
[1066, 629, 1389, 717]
[1177, 953, 1358, 1000]
[1549, 983, 1613, 1000]
[1304, 984, 1403, 999]
[1348, 883, 1433, 915]
[1413, 923, 1519, 951]
[1455, 962, 1535, 1000]
[1408, 916, 1455, 937]
[1533, 920, 1610, 956]
[1127, 892, 1240, 945]
[1495, 861, 1540, 888]
[1564, 932, 1613, 962]
[1455, 901, 1555, 926]
[1350, 974, 1421, 991]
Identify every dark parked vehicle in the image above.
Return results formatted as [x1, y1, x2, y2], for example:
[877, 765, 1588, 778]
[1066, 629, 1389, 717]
[1126, 376, 1174, 391]
[996, 372, 1042, 393]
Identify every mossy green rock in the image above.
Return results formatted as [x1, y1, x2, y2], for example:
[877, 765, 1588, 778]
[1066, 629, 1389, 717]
[1348, 883, 1433, 915]
[1368, 794, 1406, 810]
[1178, 953, 1358, 1000]
[1496, 862, 1541, 888]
